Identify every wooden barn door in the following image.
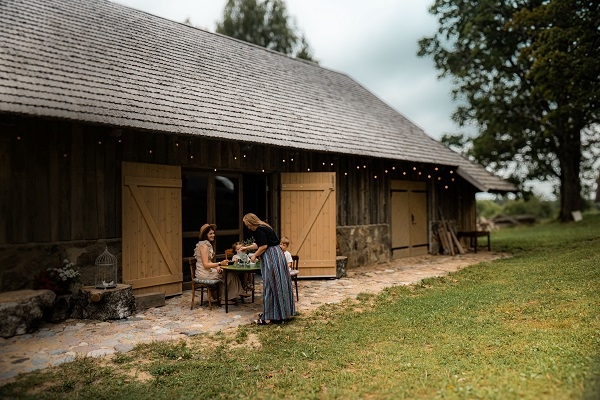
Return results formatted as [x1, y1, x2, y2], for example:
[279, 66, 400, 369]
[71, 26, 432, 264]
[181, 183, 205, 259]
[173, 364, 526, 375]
[122, 162, 183, 296]
[280, 172, 336, 278]
[391, 180, 428, 259]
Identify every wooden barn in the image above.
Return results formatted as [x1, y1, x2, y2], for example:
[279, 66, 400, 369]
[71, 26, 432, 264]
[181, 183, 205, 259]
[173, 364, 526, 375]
[0, 0, 515, 296]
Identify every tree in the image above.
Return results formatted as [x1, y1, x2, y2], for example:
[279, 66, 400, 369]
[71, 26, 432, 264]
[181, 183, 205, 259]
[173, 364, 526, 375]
[216, 0, 317, 62]
[418, 0, 600, 222]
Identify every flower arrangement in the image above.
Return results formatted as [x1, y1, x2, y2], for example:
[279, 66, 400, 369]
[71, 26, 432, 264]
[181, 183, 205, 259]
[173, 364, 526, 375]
[34, 259, 80, 295]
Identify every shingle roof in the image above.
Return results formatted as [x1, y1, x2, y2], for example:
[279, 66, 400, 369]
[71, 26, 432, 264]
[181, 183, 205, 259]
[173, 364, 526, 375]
[0, 0, 515, 192]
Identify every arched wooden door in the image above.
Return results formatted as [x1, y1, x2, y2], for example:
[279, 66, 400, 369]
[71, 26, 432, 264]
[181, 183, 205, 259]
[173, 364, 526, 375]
[122, 162, 183, 296]
[280, 172, 336, 278]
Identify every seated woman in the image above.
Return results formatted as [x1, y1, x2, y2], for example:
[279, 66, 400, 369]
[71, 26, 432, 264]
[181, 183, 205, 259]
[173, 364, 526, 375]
[194, 223, 245, 304]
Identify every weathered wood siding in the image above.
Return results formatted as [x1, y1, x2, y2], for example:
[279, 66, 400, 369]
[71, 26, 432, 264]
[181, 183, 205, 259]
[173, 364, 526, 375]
[0, 116, 474, 245]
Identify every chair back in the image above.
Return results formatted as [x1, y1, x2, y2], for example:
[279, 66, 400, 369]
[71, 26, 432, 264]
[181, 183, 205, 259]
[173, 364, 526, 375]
[188, 257, 196, 277]
[291, 255, 299, 271]
[224, 249, 234, 260]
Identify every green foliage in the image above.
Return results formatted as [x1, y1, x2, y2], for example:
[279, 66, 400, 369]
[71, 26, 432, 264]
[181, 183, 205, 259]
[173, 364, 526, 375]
[419, 0, 600, 222]
[501, 197, 556, 219]
[2, 215, 599, 399]
[476, 199, 503, 218]
[216, 0, 317, 62]
[478, 196, 558, 220]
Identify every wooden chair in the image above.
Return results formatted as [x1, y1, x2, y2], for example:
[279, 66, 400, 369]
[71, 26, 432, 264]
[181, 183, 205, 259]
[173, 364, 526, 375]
[188, 258, 220, 310]
[290, 255, 299, 301]
[224, 248, 234, 260]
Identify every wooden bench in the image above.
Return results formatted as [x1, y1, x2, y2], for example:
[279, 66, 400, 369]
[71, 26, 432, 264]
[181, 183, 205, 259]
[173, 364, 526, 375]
[457, 231, 490, 253]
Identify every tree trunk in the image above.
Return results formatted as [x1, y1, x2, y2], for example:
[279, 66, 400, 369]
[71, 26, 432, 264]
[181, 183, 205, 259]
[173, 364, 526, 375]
[558, 128, 582, 222]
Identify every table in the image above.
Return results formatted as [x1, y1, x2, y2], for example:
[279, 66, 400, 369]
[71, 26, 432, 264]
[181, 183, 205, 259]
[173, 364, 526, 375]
[222, 262, 261, 313]
[457, 231, 491, 253]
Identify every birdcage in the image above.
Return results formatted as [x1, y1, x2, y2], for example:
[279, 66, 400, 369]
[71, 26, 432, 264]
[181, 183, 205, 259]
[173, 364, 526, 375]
[95, 247, 117, 289]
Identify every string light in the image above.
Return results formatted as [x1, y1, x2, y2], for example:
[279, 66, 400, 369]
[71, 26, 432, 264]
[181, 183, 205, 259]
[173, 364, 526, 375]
[98, 141, 102, 145]
[149, 150, 152, 154]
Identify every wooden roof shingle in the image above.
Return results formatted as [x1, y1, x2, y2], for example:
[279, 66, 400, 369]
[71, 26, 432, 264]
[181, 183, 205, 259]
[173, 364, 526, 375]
[0, 0, 516, 192]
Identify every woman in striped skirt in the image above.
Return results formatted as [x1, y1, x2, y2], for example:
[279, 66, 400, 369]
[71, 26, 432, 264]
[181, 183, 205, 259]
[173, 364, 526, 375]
[242, 213, 295, 324]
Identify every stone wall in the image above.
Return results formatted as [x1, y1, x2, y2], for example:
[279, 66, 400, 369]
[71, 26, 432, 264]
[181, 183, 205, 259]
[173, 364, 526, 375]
[0, 240, 122, 292]
[336, 224, 390, 269]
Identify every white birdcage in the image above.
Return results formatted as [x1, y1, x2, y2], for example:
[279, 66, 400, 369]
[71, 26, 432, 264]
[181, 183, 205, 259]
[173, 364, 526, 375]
[95, 247, 117, 289]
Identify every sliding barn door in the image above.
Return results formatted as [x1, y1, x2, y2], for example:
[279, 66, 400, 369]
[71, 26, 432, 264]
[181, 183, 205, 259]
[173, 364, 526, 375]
[280, 172, 336, 278]
[122, 162, 182, 296]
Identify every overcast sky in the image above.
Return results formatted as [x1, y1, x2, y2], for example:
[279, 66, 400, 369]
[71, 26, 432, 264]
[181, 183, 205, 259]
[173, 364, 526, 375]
[112, 0, 463, 142]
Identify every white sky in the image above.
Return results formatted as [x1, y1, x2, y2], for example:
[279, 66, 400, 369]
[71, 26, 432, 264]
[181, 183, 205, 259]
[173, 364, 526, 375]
[111, 0, 461, 141]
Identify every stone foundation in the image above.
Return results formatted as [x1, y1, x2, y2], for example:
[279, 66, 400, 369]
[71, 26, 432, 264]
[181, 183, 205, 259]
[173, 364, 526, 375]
[336, 224, 390, 269]
[0, 240, 122, 292]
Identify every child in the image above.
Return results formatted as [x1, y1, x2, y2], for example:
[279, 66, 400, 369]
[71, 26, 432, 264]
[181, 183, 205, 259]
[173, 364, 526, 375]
[279, 237, 293, 269]
[230, 241, 244, 262]
[232, 241, 252, 292]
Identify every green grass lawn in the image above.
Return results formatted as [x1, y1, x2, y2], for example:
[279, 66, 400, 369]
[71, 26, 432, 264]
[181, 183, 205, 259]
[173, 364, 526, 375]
[2, 214, 599, 399]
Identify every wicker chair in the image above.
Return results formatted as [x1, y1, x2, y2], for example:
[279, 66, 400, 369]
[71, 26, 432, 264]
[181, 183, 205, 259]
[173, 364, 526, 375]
[188, 258, 220, 310]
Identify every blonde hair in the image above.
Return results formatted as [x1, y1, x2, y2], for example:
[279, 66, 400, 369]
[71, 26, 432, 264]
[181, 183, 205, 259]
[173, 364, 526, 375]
[280, 236, 290, 245]
[242, 213, 272, 229]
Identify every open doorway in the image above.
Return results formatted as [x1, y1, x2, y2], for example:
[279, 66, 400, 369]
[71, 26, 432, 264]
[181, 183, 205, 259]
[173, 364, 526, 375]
[181, 170, 270, 281]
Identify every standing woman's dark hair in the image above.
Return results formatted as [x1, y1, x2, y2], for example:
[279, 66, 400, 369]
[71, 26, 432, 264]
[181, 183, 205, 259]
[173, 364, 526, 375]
[243, 213, 295, 325]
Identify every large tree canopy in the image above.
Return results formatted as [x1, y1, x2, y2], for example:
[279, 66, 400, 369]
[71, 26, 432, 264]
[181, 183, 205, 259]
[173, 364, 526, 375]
[216, 0, 317, 62]
[418, 0, 600, 221]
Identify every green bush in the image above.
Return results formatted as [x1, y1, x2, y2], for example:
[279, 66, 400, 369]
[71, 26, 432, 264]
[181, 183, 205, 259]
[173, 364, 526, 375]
[477, 195, 558, 220]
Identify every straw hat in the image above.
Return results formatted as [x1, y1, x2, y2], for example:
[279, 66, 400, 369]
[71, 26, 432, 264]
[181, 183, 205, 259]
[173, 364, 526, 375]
[199, 223, 217, 239]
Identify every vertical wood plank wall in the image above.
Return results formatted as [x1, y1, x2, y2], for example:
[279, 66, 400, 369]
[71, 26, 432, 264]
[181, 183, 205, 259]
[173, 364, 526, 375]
[0, 116, 476, 245]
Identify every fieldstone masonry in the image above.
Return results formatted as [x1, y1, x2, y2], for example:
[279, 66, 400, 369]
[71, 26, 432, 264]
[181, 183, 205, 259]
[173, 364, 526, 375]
[337, 224, 390, 268]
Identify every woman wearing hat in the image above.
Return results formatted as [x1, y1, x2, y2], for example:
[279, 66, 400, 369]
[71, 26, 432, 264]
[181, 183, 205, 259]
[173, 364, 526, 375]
[242, 213, 295, 324]
[194, 223, 245, 304]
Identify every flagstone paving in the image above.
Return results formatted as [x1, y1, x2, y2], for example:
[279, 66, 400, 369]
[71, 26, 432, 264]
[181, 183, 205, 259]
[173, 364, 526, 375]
[0, 252, 504, 384]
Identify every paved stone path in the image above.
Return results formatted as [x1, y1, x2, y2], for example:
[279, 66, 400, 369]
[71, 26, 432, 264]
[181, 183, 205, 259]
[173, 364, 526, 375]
[0, 252, 503, 384]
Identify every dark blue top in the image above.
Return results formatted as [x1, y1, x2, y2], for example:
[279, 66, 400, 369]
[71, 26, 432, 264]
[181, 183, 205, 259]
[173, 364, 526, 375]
[254, 225, 280, 247]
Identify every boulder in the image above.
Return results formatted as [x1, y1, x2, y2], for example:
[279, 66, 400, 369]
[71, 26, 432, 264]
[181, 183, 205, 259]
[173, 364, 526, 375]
[0, 290, 56, 338]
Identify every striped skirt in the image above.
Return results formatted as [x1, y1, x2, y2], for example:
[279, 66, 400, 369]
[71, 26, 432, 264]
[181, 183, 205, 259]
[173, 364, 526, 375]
[260, 245, 295, 321]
